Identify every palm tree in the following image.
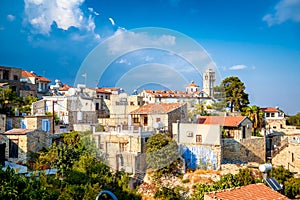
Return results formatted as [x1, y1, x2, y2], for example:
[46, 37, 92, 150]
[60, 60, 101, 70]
[243, 105, 263, 135]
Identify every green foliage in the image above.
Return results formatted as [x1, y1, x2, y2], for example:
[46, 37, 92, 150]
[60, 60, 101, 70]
[188, 103, 210, 120]
[271, 166, 300, 199]
[191, 168, 257, 200]
[242, 105, 264, 134]
[284, 178, 300, 199]
[182, 179, 190, 183]
[154, 186, 186, 200]
[0, 87, 38, 115]
[1, 130, 141, 199]
[45, 111, 60, 125]
[286, 112, 300, 126]
[270, 165, 293, 184]
[146, 133, 180, 177]
[221, 76, 249, 112]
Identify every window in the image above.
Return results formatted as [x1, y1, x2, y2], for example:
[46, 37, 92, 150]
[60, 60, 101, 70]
[156, 118, 161, 122]
[42, 119, 50, 132]
[120, 143, 126, 152]
[13, 75, 18, 80]
[99, 144, 104, 149]
[242, 126, 246, 139]
[9, 139, 18, 158]
[271, 113, 275, 117]
[6, 119, 12, 131]
[196, 135, 202, 143]
[292, 153, 294, 162]
[132, 115, 140, 123]
[266, 113, 270, 117]
[3, 70, 9, 80]
[186, 131, 193, 137]
[95, 103, 99, 110]
[130, 101, 134, 106]
[20, 119, 26, 129]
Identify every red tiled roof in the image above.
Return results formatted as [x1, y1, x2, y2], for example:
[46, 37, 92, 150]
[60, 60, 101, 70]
[59, 84, 73, 91]
[21, 70, 51, 82]
[130, 103, 183, 114]
[3, 128, 35, 135]
[142, 90, 207, 99]
[198, 116, 247, 127]
[91, 87, 119, 94]
[205, 184, 289, 200]
[262, 107, 279, 113]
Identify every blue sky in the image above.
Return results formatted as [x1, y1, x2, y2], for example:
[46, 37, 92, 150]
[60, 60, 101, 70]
[0, 0, 299, 114]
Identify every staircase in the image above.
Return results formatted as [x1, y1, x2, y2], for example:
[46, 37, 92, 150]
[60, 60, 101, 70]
[270, 138, 289, 158]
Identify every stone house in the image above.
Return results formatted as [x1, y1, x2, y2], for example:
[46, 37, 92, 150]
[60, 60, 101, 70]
[20, 70, 51, 98]
[0, 129, 52, 164]
[6, 115, 53, 133]
[130, 102, 188, 134]
[172, 122, 222, 170]
[92, 125, 153, 174]
[262, 107, 286, 130]
[0, 66, 22, 95]
[198, 116, 252, 140]
[267, 132, 300, 174]
[99, 93, 144, 126]
[32, 93, 98, 132]
[197, 116, 266, 164]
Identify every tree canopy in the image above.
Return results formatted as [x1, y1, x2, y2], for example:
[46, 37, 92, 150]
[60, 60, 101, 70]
[221, 76, 249, 112]
[1, 131, 141, 200]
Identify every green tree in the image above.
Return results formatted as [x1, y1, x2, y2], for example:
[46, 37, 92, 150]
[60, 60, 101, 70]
[286, 112, 300, 126]
[18, 95, 38, 115]
[284, 178, 300, 199]
[221, 76, 249, 112]
[270, 166, 293, 184]
[0, 87, 22, 115]
[146, 133, 180, 177]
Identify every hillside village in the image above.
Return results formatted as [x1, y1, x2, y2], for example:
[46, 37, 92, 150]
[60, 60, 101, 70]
[0, 65, 300, 199]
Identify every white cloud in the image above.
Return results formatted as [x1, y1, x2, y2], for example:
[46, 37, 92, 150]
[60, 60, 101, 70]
[263, 0, 300, 26]
[107, 31, 176, 56]
[24, 0, 98, 35]
[7, 14, 16, 22]
[88, 7, 99, 15]
[229, 64, 248, 70]
[117, 58, 131, 65]
[109, 17, 115, 26]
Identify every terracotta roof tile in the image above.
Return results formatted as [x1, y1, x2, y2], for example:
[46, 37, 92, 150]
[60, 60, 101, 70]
[198, 116, 247, 127]
[59, 84, 73, 91]
[21, 70, 51, 82]
[262, 107, 279, 113]
[91, 87, 119, 94]
[205, 184, 289, 200]
[130, 103, 183, 114]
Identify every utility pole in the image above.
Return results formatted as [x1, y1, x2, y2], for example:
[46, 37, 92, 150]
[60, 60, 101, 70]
[52, 100, 57, 134]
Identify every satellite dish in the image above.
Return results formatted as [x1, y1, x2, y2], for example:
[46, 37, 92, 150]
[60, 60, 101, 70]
[67, 88, 76, 96]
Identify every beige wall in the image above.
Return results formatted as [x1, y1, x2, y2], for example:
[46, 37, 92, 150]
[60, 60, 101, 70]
[173, 123, 221, 146]
[272, 142, 300, 174]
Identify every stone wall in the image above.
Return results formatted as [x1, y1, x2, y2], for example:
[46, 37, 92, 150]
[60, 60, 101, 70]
[222, 137, 266, 164]
[272, 143, 300, 174]
[0, 130, 52, 164]
[0, 114, 6, 133]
